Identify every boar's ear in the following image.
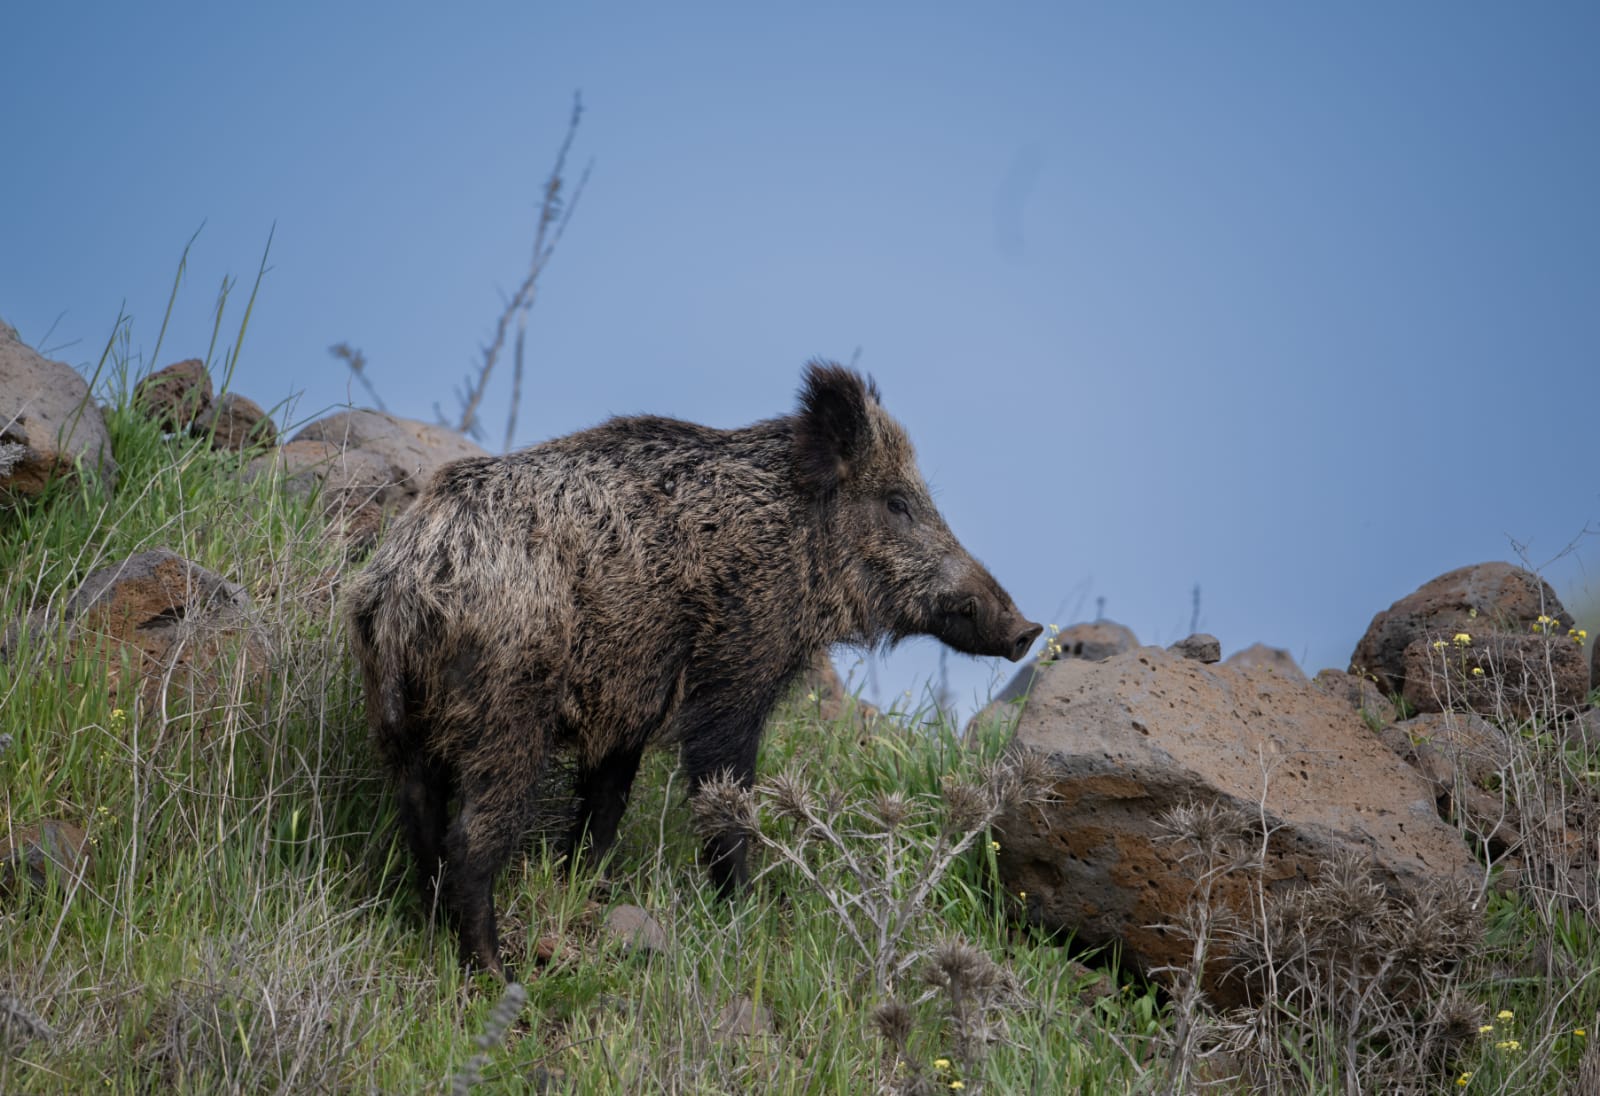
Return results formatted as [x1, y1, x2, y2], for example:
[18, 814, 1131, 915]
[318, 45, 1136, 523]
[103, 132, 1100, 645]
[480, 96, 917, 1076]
[794, 361, 881, 495]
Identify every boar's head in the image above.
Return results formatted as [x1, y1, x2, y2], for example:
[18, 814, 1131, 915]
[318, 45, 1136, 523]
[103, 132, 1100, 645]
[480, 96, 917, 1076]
[793, 362, 1041, 662]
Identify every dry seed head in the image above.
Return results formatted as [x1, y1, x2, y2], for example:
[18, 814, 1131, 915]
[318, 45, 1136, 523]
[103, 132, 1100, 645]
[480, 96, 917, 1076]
[924, 939, 1001, 995]
[872, 998, 914, 1047]
[940, 778, 994, 835]
[690, 772, 758, 839]
[992, 748, 1058, 808]
[1316, 850, 1387, 925]
[873, 790, 915, 830]
[766, 767, 818, 821]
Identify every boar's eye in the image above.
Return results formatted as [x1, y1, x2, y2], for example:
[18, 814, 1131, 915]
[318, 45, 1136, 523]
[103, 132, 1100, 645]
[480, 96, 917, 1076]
[886, 493, 912, 522]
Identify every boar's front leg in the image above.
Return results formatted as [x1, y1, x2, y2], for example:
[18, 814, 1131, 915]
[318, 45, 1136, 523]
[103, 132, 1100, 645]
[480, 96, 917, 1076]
[680, 695, 770, 897]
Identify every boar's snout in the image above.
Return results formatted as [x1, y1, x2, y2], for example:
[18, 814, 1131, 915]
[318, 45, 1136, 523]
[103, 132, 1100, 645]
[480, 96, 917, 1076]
[930, 563, 1042, 662]
[1008, 619, 1043, 662]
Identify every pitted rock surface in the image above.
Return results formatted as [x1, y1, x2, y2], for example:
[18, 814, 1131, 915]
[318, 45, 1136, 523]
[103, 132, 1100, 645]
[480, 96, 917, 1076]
[996, 644, 1476, 1005]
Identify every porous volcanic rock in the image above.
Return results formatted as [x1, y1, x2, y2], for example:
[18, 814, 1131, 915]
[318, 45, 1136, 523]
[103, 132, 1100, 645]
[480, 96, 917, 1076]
[1168, 633, 1221, 663]
[194, 392, 276, 451]
[133, 359, 212, 433]
[1378, 712, 1520, 857]
[1399, 629, 1588, 720]
[0, 317, 117, 497]
[12, 549, 270, 712]
[995, 645, 1477, 1005]
[290, 409, 487, 506]
[1351, 563, 1575, 698]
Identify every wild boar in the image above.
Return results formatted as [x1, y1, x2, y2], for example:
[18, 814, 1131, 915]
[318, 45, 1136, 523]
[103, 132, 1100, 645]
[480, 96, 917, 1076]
[344, 362, 1040, 975]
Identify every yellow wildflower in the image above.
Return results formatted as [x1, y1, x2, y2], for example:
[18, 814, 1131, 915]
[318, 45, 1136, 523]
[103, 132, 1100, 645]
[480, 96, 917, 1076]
[1495, 1039, 1521, 1051]
[1479, 1024, 1494, 1034]
[990, 840, 1001, 852]
[1432, 640, 1447, 651]
[1497, 1009, 1514, 1021]
[1471, 667, 1485, 677]
[1576, 1028, 1587, 1037]
[1456, 1072, 1471, 1087]
[934, 1059, 951, 1070]
[1453, 633, 1472, 647]
[950, 1084, 965, 1091]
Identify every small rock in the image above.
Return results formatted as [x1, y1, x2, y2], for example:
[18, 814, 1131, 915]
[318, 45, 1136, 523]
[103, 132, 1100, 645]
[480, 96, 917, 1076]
[603, 904, 667, 955]
[1223, 642, 1305, 679]
[713, 995, 775, 1042]
[533, 934, 573, 966]
[1379, 713, 1520, 854]
[31, 549, 268, 712]
[134, 359, 213, 433]
[1, 820, 90, 896]
[1168, 633, 1221, 663]
[194, 392, 276, 451]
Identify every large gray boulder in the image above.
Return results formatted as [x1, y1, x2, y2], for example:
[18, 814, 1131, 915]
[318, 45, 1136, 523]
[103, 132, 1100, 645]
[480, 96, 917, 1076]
[996, 645, 1478, 1005]
[0, 318, 117, 497]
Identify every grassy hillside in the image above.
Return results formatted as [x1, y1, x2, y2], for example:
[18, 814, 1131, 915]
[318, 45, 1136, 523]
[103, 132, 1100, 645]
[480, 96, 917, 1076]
[3, 359, 1598, 1093]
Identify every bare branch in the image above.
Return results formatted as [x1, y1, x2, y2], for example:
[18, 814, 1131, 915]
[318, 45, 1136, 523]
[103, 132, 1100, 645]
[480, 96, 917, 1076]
[328, 342, 386, 411]
[457, 91, 593, 446]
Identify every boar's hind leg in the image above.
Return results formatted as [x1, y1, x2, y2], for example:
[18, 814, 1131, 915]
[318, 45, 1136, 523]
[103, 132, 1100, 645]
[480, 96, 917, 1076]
[681, 707, 765, 898]
[398, 752, 454, 913]
[566, 742, 646, 873]
[443, 765, 540, 980]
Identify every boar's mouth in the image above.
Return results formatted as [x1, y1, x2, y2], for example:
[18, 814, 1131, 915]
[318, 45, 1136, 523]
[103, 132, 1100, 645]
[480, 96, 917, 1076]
[929, 595, 1042, 662]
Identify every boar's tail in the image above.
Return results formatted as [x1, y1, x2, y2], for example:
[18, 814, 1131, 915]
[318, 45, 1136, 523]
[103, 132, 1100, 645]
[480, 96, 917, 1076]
[343, 568, 411, 768]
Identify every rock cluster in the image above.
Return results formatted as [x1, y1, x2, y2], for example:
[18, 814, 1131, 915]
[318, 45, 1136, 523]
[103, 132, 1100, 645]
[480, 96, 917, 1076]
[993, 562, 1595, 1005]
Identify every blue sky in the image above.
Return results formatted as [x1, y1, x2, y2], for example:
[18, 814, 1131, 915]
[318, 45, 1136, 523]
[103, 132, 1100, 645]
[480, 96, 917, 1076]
[5, 2, 1597, 715]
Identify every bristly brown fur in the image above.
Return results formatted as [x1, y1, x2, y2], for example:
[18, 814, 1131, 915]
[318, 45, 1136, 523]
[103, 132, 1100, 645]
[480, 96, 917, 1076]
[343, 363, 1039, 976]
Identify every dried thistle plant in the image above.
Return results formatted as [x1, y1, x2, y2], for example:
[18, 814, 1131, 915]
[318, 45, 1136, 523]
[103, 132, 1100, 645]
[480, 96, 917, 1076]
[693, 751, 1051, 998]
